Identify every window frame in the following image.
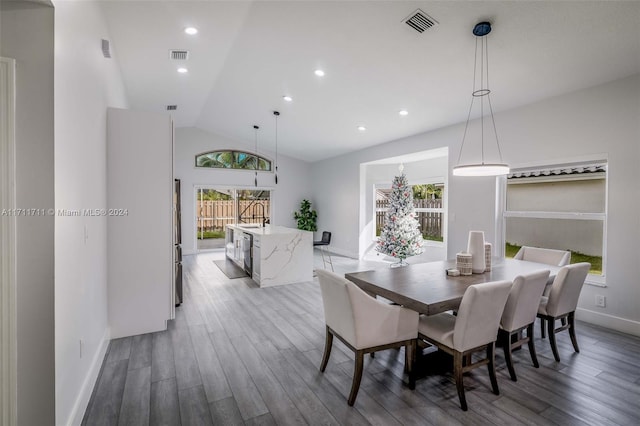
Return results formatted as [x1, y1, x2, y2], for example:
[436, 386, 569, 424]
[373, 179, 446, 247]
[501, 161, 608, 286]
[195, 150, 273, 171]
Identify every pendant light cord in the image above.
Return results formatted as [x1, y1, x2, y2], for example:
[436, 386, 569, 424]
[455, 27, 505, 166]
[456, 37, 480, 165]
[253, 125, 259, 187]
[273, 111, 280, 184]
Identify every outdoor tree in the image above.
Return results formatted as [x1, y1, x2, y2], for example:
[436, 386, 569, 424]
[376, 166, 424, 266]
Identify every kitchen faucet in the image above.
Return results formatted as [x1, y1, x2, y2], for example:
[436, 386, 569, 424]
[252, 203, 269, 228]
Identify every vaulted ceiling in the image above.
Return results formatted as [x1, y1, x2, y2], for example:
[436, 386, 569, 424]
[101, 1, 640, 162]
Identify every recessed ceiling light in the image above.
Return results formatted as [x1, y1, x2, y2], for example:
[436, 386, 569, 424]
[283, 96, 293, 102]
[357, 126, 366, 131]
[184, 27, 198, 35]
[314, 69, 325, 77]
[399, 109, 409, 116]
[177, 67, 188, 73]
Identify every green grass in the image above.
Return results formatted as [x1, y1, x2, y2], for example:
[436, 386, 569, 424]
[197, 230, 225, 239]
[505, 243, 602, 275]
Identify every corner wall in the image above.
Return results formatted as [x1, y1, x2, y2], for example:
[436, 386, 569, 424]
[0, 1, 55, 424]
[175, 127, 313, 255]
[311, 74, 640, 335]
[54, 1, 129, 424]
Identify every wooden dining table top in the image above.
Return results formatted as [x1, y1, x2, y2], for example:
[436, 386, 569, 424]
[344, 258, 560, 316]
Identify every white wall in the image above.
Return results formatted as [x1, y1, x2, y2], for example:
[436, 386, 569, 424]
[175, 127, 313, 255]
[312, 124, 496, 259]
[312, 74, 640, 335]
[54, 1, 129, 424]
[0, 2, 55, 425]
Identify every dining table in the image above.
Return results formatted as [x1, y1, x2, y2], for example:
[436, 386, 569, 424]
[345, 258, 561, 316]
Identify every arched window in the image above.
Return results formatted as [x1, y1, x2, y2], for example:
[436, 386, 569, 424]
[195, 150, 272, 171]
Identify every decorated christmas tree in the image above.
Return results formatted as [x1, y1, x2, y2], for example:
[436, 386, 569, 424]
[376, 166, 424, 266]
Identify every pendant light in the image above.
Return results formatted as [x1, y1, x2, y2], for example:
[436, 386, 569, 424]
[273, 111, 280, 184]
[453, 22, 509, 177]
[253, 125, 259, 187]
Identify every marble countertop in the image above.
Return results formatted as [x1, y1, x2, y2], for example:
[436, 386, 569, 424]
[226, 224, 309, 236]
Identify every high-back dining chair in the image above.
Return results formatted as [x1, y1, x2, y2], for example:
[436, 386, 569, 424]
[499, 269, 550, 381]
[316, 270, 418, 406]
[313, 231, 334, 271]
[514, 246, 571, 267]
[514, 246, 571, 296]
[417, 280, 512, 411]
[537, 262, 590, 362]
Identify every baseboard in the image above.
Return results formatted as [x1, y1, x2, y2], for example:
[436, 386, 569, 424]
[576, 308, 640, 337]
[68, 328, 110, 426]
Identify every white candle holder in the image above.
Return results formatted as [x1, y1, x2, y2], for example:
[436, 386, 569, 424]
[456, 252, 473, 276]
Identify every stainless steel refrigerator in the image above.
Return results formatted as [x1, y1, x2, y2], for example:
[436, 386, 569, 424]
[174, 179, 183, 306]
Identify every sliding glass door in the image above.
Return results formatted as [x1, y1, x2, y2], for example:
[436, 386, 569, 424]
[195, 187, 271, 251]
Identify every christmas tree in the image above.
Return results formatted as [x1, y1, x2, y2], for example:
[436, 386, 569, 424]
[376, 167, 424, 266]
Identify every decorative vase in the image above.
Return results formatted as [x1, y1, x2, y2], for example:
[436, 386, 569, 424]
[467, 231, 486, 274]
[484, 242, 492, 272]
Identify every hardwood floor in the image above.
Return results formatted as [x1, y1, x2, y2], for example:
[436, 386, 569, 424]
[83, 251, 640, 425]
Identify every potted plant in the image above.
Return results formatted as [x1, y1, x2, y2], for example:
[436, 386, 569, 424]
[293, 199, 317, 232]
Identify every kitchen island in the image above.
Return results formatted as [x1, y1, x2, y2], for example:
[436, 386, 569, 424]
[225, 224, 313, 287]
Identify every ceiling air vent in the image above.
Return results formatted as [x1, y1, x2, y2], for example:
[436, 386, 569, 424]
[166, 105, 178, 111]
[101, 39, 111, 58]
[404, 9, 438, 33]
[169, 50, 189, 61]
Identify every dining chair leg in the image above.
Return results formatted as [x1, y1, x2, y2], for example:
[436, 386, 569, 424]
[348, 350, 365, 406]
[503, 332, 517, 381]
[453, 351, 467, 411]
[526, 323, 540, 368]
[568, 311, 580, 353]
[406, 341, 416, 389]
[540, 317, 546, 339]
[547, 317, 561, 362]
[320, 327, 333, 372]
[464, 354, 472, 367]
[487, 342, 500, 395]
[410, 340, 419, 390]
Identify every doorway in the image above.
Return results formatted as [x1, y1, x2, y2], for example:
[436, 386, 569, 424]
[195, 187, 272, 251]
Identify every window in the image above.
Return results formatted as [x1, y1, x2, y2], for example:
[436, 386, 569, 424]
[375, 182, 445, 244]
[195, 150, 272, 171]
[503, 161, 607, 282]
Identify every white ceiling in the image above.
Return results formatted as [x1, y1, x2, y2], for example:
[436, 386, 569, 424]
[101, 1, 640, 162]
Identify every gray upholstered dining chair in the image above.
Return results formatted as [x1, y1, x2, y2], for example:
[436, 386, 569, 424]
[499, 269, 550, 381]
[417, 280, 512, 411]
[316, 269, 418, 406]
[537, 262, 590, 362]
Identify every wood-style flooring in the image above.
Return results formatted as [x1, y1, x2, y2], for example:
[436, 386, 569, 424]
[83, 251, 640, 425]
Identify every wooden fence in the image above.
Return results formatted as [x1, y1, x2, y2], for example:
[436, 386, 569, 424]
[197, 200, 271, 232]
[376, 199, 443, 239]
